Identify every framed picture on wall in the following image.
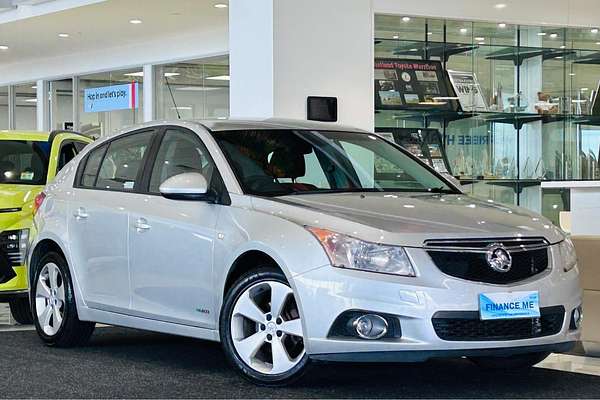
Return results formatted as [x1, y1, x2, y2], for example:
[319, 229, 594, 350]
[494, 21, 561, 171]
[447, 70, 488, 112]
[374, 59, 459, 112]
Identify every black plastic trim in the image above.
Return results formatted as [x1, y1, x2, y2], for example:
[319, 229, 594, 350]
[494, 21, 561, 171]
[310, 341, 576, 363]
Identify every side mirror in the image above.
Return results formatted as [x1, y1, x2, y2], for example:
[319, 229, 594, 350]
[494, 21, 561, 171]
[441, 172, 463, 192]
[159, 172, 214, 202]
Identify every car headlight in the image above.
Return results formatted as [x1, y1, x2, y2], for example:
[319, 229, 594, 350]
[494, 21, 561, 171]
[559, 236, 577, 272]
[306, 227, 416, 277]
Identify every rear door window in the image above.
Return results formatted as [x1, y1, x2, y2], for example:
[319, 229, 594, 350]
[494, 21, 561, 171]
[95, 131, 153, 191]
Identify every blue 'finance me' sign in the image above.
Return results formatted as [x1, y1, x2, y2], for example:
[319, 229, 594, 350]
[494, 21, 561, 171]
[84, 82, 139, 113]
[479, 291, 540, 320]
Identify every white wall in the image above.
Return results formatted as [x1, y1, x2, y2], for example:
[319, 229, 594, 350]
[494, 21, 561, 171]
[230, 0, 374, 131]
[0, 29, 228, 86]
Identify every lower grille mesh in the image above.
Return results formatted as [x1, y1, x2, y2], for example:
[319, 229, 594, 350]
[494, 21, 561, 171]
[432, 306, 565, 341]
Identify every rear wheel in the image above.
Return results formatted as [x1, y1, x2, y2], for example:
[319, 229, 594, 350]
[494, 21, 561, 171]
[9, 297, 33, 325]
[220, 268, 309, 386]
[32, 251, 95, 347]
[469, 351, 550, 370]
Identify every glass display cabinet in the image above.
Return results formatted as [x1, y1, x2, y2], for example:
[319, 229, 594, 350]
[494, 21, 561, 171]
[375, 15, 600, 216]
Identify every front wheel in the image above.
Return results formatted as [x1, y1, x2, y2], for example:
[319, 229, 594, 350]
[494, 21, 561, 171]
[469, 351, 550, 370]
[31, 251, 95, 347]
[9, 297, 33, 325]
[220, 268, 309, 386]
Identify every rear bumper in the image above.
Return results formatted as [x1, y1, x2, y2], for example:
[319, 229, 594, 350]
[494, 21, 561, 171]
[311, 341, 576, 363]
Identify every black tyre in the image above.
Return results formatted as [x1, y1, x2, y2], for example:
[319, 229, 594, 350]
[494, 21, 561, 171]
[31, 251, 95, 347]
[220, 267, 309, 386]
[470, 351, 550, 370]
[9, 297, 33, 325]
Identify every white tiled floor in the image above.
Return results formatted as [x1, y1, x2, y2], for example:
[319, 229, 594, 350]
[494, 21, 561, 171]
[537, 353, 600, 377]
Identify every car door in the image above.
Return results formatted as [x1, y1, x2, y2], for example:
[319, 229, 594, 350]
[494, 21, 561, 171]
[128, 127, 222, 328]
[68, 130, 155, 313]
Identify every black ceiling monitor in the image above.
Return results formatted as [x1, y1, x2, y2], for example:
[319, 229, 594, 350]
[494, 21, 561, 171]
[307, 96, 338, 122]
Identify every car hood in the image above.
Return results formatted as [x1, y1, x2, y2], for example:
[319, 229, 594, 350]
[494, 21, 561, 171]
[252, 192, 565, 247]
[0, 184, 40, 231]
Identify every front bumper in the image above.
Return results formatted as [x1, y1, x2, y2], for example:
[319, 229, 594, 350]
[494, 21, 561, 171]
[0, 264, 28, 300]
[293, 246, 582, 359]
[312, 341, 576, 362]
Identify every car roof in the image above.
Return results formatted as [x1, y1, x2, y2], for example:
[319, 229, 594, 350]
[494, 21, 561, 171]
[196, 118, 369, 133]
[116, 118, 370, 136]
[0, 130, 50, 141]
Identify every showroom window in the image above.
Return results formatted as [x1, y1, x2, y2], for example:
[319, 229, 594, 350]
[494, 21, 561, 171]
[0, 86, 8, 129]
[15, 82, 37, 130]
[78, 68, 144, 138]
[49, 78, 73, 131]
[155, 55, 229, 120]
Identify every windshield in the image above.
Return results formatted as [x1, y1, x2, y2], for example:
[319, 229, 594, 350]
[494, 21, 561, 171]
[213, 130, 457, 197]
[0, 140, 50, 185]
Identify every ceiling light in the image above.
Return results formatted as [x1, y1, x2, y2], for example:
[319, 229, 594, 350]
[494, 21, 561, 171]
[58, 33, 69, 38]
[124, 72, 144, 77]
[537, 32, 547, 36]
[475, 37, 485, 41]
[569, 73, 576, 76]
[409, 48, 418, 52]
[163, 72, 180, 77]
[427, 31, 433, 35]
[581, 87, 589, 91]
[129, 19, 143, 24]
[31, 85, 37, 89]
[206, 75, 230, 81]
[460, 28, 468, 34]
[555, 56, 563, 59]
[214, 3, 228, 8]
[402, 16, 411, 22]
[392, 35, 399, 39]
[498, 23, 507, 28]
[494, 3, 507, 9]
[550, 33, 558, 38]
[596, 41, 600, 45]
[25, 99, 37, 103]
[592, 28, 599, 34]
[176, 86, 222, 92]
[560, 45, 566, 49]
[0, 45, 8, 50]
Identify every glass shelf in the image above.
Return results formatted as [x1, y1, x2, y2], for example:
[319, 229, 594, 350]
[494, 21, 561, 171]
[374, 15, 600, 213]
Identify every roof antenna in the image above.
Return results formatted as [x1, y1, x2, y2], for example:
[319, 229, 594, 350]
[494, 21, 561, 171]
[165, 75, 181, 119]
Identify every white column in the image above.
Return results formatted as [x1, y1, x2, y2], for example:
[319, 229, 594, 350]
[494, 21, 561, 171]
[143, 64, 155, 122]
[229, 0, 374, 131]
[36, 79, 49, 132]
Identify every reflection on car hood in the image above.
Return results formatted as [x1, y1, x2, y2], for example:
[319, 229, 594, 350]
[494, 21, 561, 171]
[252, 192, 565, 247]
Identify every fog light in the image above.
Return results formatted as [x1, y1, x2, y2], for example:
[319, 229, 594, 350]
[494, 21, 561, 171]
[571, 306, 583, 330]
[353, 314, 388, 340]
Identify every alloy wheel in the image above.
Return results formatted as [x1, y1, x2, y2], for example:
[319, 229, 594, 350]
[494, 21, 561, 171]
[35, 263, 65, 336]
[230, 280, 305, 375]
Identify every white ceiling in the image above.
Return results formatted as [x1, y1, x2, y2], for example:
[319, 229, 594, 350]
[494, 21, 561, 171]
[0, 0, 229, 64]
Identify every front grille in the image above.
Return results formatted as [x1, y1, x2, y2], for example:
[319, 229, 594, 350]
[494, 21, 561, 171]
[432, 306, 565, 341]
[425, 237, 550, 284]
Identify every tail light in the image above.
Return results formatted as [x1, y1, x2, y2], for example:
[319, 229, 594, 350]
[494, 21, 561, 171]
[33, 192, 46, 215]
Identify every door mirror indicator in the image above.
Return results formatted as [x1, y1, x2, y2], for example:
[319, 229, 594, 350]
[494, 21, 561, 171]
[159, 172, 214, 202]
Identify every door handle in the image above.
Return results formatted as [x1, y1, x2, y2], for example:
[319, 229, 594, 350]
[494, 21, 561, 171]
[73, 207, 88, 220]
[135, 218, 151, 232]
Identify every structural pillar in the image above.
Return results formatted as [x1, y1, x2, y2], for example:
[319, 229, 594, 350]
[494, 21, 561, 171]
[229, 0, 374, 131]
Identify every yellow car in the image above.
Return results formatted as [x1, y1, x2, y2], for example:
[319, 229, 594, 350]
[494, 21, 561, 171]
[0, 130, 92, 324]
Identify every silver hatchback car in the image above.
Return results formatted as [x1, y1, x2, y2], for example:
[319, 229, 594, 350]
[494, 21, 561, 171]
[29, 119, 581, 385]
